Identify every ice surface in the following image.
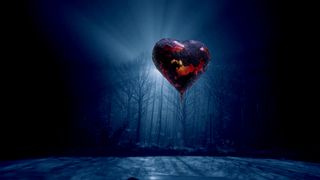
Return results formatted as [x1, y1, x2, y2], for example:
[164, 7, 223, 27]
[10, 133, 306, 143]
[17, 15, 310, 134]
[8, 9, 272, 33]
[0, 156, 319, 179]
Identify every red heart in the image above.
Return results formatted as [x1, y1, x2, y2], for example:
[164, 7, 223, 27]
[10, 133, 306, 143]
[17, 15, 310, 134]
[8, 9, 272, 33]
[152, 38, 211, 96]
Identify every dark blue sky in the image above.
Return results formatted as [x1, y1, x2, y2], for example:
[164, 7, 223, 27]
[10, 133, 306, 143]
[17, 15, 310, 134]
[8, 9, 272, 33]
[34, 0, 275, 66]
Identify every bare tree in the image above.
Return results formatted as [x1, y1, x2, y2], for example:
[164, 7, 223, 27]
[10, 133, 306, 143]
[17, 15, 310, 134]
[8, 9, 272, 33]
[156, 78, 164, 145]
[131, 53, 152, 143]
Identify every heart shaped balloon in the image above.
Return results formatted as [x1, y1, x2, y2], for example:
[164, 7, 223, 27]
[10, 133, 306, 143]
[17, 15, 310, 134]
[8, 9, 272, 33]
[152, 38, 211, 96]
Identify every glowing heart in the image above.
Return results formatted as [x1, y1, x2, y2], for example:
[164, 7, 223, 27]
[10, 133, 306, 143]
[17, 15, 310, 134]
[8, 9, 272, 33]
[152, 38, 211, 96]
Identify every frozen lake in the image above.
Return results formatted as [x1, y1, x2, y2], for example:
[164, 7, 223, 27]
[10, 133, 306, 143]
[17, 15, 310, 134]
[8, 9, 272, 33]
[1, 156, 320, 179]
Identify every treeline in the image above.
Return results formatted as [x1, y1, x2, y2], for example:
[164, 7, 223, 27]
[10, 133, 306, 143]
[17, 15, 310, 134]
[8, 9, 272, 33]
[84, 53, 277, 151]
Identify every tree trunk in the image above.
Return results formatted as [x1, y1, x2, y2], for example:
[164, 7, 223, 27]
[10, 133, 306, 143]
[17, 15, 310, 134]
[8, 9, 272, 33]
[181, 98, 187, 146]
[136, 84, 144, 143]
[156, 79, 164, 145]
[148, 82, 156, 144]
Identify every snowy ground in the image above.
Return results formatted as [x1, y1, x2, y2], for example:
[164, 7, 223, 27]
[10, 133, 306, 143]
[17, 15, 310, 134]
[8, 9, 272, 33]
[0, 156, 320, 179]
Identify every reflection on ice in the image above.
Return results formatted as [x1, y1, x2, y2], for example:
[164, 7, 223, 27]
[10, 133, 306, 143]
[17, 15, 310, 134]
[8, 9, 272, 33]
[0, 156, 320, 180]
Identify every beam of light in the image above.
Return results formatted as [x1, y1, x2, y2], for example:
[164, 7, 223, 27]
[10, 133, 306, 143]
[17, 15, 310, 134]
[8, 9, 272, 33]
[38, 0, 217, 65]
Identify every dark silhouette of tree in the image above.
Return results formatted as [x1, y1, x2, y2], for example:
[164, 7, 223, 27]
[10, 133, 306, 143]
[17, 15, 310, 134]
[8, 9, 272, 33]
[156, 78, 164, 145]
[131, 53, 152, 143]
